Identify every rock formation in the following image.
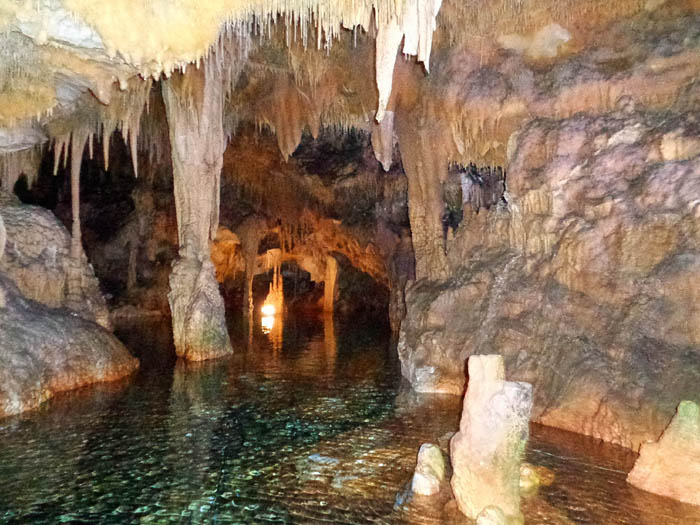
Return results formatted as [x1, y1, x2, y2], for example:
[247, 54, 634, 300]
[450, 355, 532, 521]
[0, 0, 697, 492]
[0, 192, 110, 328]
[411, 443, 446, 497]
[400, 110, 700, 450]
[0, 191, 137, 417]
[627, 400, 700, 506]
[162, 62, 232, 361]
[0, 272, 137, 418]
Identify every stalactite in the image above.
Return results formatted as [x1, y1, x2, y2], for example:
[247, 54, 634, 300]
[69, 130, 88, 261]
[0, 147, 41, 191]
[395, 106, 450, 281]
[371, 110, 395, 171]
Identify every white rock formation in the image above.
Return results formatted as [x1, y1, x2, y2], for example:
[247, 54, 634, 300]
[450, 355, 532, 520]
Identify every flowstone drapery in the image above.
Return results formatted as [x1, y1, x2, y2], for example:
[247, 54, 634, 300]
[162, 63, 232, 361]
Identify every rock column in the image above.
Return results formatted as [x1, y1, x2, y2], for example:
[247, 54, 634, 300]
[450, 355, 532, 521]
[162, 62, 232, 361]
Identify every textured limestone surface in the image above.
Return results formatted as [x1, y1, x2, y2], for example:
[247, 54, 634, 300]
[0, 273, 137, 418]
[450, 355, 532, 520]
[400, 110, 700, 450]
[0, 191, 110, 328]
[627, 400, 700, 506]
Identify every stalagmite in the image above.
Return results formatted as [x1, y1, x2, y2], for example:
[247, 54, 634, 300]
[450, 355, 532, 521]
[162, 60, 232, 361]
[323, 255, 338, 313]
[627, 401, 700, 506]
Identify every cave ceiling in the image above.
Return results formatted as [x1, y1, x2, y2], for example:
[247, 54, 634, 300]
[0, 0, 698, 183]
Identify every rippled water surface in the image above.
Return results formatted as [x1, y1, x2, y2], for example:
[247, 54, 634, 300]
[1, 313, 699, 524]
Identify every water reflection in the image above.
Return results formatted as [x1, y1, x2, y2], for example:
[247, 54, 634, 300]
[261, 314, 275, 334]
[1, 317, 700, 524]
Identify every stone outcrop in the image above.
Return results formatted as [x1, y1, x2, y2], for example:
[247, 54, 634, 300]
[0, 194, 137, 418]
[399, 110, 700, 450]
[0, 192, 110, 328]
[450, 355, 532, 521]
[627, 400, 700, 506]
[0, 273, 138, 418]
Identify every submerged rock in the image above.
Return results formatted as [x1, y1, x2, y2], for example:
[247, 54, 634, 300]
[450, 355, 532, 520]
[0, 274, 138, 418]
[411, 443, 445, 496]
[519, 463, 555, 493]
[627, 401, 700, 506]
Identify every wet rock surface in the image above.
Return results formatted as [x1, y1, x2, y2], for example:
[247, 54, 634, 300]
[627, 400, 700, 506]
[0, 273, 138, 418]
[399, 110, 700, 450]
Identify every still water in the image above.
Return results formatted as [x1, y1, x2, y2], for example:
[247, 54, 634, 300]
[1, 313, 699, 524]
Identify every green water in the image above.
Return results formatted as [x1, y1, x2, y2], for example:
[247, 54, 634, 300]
[1, 314, 699, 524]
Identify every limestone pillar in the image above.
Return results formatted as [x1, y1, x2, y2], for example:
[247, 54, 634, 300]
[323, 255, 337, 313]
[450, 355, 532, 521]
[162, 62, 232, 361]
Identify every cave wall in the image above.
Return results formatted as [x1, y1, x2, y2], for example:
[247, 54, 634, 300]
[399, 109, 700, 450]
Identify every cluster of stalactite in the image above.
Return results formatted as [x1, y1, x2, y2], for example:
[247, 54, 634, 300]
[459, 164, 506, 213]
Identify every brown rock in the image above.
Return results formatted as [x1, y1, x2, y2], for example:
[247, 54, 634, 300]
[400, 110, 700, 450]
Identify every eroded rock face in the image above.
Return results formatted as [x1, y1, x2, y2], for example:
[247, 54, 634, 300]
[450, 355, 532, 520]
[400, 110, 700, 450]
[0, 192, 110, 328]
[0, 273, 137, 418]
[627, 401, 700, 506]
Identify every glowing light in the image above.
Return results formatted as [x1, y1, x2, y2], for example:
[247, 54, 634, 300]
[261, 303, 276, 316]
[261, 315, 275, 334]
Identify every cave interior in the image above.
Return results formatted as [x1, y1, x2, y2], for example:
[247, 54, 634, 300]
[0, 0, 700, 522]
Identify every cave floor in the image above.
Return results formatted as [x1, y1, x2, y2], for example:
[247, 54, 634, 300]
[0, 315, 699, 524]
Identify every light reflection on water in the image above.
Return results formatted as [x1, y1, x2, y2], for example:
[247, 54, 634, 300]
[0, 316, 699, 524]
